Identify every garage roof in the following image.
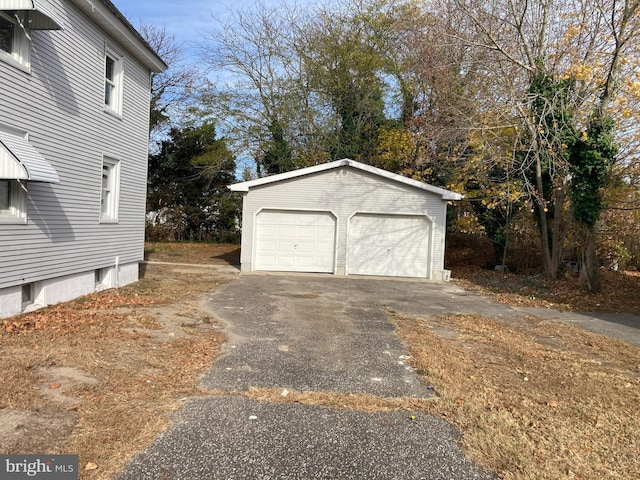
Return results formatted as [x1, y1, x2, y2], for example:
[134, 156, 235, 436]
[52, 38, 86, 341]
[229, 159, 463, 200]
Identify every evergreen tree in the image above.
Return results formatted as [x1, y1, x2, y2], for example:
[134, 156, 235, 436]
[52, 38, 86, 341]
[147, 122, 240, 241]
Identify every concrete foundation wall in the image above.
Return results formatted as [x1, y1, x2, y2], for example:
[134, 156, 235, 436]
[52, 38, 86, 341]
[0, 261, 139, 319]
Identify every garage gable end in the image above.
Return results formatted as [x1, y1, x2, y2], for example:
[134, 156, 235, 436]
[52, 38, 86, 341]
[229, 159, 462, 201]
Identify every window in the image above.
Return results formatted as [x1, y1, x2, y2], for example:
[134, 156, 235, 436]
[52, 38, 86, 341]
[0, 179, 26, 223]
[0, 11, 30, 70]
[100, 157, 120, 222]
[21, 283, 34, 308]
[0, 14, 14, 52]
[95, 267, 113, 290]
[104, 49, 123, 115]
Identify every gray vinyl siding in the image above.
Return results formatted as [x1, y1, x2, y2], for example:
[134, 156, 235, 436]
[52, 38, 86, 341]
[239, 167, 449, 276]
[0, 0, 150, 289]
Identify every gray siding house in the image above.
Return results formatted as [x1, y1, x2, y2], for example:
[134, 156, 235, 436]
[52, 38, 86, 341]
[0, 0, 166, 318]
[229, 159, 462, 280]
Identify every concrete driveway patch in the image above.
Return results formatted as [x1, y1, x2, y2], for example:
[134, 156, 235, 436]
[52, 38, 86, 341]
[115, 395, 493, 480]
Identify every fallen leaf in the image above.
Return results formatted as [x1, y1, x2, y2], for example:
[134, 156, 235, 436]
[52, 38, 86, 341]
[547, 400, 558, 408]
[48, 383, 62, 389]
[85, 462, 98, 471]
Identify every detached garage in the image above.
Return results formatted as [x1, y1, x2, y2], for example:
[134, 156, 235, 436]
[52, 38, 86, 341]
[229, 159, 462, 280]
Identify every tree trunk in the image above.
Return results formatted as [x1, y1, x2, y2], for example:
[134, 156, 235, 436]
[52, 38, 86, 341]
[579, 227, 601, 293]
[535, 155, 556, 280]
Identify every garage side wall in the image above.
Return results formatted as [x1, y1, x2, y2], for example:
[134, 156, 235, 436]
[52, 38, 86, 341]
[239, 167, 450, 280]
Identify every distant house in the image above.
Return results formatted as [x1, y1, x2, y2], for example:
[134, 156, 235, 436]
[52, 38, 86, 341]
[229, 159, 462, 280]
[0, 0, 166, 318]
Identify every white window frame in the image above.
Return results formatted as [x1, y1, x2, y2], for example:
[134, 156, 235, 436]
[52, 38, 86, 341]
[100, 157, 120, 223]
[0, 11, 31, 72]
[0, 179, 27, 224]
[104, 46, 123, 116]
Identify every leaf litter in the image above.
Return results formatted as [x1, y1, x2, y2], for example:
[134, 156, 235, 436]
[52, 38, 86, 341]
[0, 243, 236, 479]
[393, 312, 640, 480]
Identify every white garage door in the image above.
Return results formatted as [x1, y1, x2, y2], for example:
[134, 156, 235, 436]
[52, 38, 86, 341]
[255, 210, 336, 273]
[348, 213, 430, 278]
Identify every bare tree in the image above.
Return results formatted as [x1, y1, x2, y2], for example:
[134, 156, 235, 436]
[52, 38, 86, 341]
[139, 23, 201, 142]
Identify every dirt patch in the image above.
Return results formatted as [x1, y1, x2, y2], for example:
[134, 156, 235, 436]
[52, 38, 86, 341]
[144, 242, 240, 265]
[393, 312, 640, 480]
[35, 366, 99, 407]
[0, 243, 239, 479]
[0, 409, 76, 453]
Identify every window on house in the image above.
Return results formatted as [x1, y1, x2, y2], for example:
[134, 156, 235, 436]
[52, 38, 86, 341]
[100, 157, 120, 222]
[0, 11, 30, 70]
[0, 14, 14, 52]
[95, 267, 113, 290]
[21, 283, 34, 308]
[0, 179, 26, 223]
[104, 49, 123, 115]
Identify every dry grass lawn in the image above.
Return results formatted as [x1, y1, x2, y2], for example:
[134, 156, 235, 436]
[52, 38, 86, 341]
[0, 243, 239, 479]
[393, 312, 640, 479]
[1, 241, 639, 480]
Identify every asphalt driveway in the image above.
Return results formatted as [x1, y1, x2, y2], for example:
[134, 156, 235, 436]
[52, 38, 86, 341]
[116, 274, 640, 479]
[200, 276, 438, 397]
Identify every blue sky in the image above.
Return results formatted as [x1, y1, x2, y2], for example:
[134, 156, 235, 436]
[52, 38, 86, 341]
[112, 1, 219, 45]
[111, 0, 252, 48]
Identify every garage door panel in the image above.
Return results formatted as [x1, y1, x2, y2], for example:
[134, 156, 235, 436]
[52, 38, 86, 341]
[259, 225, 279, 237]
[316, 242, 335, 255]
[278, 225, 296, 237]
[348, 214, 430, 278]
[294, 241, 315, 254]
[296, 227, 316, 240]
[294, 256, 317, 268]
[255, 210, 336, 273]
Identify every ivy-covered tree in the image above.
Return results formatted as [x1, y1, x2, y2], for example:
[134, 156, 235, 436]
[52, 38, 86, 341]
[520, 69, 577, 279]
[298, 0, 394, 163]
[569, 113, 618, 291]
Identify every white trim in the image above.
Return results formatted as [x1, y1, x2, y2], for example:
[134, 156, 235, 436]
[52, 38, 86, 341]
[229, 159, 463, 200]
[0, 10, 30, 71]
[0, 179, 27, 224]
[104, 45, 123, 117]
[100, 156, 120, 222]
